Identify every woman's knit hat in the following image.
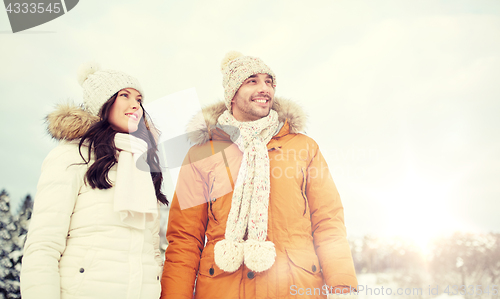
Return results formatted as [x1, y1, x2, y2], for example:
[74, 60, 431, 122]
[77, 62, 144, 116]
[221, 51, 276, 110]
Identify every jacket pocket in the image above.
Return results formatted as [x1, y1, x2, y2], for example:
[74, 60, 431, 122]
[196, 250, 239, 298]
[66, 248, 97, 295]
[198, 253, 225, 278]
[286, 248, 321, 275]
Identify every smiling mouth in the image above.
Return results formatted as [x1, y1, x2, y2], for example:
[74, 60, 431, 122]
[126, 113, 139, 121]
[251, 95, 271, 104]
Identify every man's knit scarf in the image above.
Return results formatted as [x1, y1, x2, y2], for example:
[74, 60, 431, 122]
[214, 109, 280, 273]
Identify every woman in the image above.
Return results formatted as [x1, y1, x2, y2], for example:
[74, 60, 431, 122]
[20, 62, 168, 299]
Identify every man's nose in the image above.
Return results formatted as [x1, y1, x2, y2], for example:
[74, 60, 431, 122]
[258, 80, 271, 93]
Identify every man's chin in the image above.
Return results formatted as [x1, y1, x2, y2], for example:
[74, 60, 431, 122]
[256, 109, 271, 119]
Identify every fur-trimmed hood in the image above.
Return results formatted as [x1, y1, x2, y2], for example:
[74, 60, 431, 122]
[46, 104, 99, 141]
[186, 97, 307, 145]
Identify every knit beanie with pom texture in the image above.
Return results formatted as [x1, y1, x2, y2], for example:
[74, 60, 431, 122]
[77, 62, 144, 116]
[221, 51, 276, 111]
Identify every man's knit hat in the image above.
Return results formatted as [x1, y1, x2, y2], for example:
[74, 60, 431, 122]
[77, 62, 144, 116]
[221, 51, 276, 110]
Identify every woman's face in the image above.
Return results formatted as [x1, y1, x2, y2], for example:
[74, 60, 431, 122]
[108, 88, 143, 133]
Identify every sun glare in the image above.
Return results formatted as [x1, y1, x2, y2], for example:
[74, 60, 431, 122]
[375, 165, 463, 255]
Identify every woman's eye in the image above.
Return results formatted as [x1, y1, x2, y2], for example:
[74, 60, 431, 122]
[120, 93, 128, 97]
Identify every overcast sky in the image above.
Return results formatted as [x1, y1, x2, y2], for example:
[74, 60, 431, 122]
[1, 0, 499, 247]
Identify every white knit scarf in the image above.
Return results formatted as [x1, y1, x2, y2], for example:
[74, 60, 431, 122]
[113, 133, 158, 229]
[214, 109, 280, 273]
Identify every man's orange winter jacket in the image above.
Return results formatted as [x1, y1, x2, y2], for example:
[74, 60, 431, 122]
[161, 99, 358, 299]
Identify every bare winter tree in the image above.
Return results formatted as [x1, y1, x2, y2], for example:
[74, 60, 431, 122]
[427, 232, 499, 298]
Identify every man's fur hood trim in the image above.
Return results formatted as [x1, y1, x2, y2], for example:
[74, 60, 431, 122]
[187, 97, 307, 145]
[46, 103, 99, 141]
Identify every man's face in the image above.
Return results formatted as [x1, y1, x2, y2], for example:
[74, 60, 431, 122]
[231, 73, 275, 122]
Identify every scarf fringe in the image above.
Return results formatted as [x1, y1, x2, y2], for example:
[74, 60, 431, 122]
[214, 239, 276, 273]
[214, 240, 244, 272]
[243, 240, 276, 272]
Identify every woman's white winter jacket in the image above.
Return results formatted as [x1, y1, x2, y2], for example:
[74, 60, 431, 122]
[20, 104, 162, 299]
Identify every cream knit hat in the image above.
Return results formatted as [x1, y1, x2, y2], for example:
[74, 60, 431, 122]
[77, 62, 144, 116]
[221, 51, 276, 110]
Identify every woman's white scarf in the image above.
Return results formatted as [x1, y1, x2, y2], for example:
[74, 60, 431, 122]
[113, 133, 158, 229]
[214, 110, 280, 273]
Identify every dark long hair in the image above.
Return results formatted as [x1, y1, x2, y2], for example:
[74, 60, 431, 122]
[78, 92, 168, 205]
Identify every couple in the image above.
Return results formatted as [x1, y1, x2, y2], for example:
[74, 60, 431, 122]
[20, 52, 358, 299]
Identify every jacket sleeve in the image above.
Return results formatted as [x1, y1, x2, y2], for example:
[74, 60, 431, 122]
[305, 141, 358, 289]
[161, 151, 209, 299]
[20, 143, 84, 299]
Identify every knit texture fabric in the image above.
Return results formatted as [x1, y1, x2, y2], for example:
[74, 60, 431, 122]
[221, 51, 276, 110]
[78, 62, 144, 116]
[213, 110, 280, 273]
[113, 133, 157, 229]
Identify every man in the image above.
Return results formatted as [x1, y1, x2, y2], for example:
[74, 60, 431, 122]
[161, 52, 358, 298]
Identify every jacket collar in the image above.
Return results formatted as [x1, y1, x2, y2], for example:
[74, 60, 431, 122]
[186, 97, 307, 145]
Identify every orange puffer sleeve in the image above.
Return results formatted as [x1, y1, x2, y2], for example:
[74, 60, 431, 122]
[305, 141, 358, 289]
[161, 150, 209, 299]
